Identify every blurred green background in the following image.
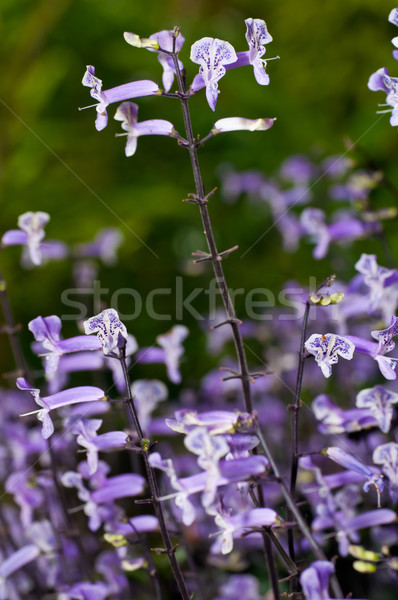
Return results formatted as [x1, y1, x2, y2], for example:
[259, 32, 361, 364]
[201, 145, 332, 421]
[1, 0, 398, 377]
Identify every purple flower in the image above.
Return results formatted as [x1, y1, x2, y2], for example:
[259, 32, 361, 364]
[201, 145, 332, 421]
[84, 308, 128, 355]
[304, 333, 355, 378]
[312, 394, 377, 434]
[368, 67, 398, 126]
[75, 228, 124, 266]
[114, 101, 176, 156]
[211, 506, 278, 554]
[373, 442, 398, 488]
[300, 561, 335, 600]
[300, 560, 368, 600]
[29, 315, 102, 375]
[389, 8, 398, 59]
[58, 581, 109, 600]
[242, 18, 273, 85]
[148, 29, 185, 91]
[157, 325, 188, 383]
[345, 316, 398, 379]
[71, 418, 129, 474]
[300, 208, 373, 259]
[190, 37, 237, 110]
[131, 379, 167, 431]
[0, 544, 40, 595]
[138, 325, 188, 383]
[2, 211, 49, 265]
[355, 254, 398, 319]
[214, 574, 261, 600]
[81, 65, 160, 131]
[149, 452, 268, 526]
[325, 446, 384, 507]
[17, 377, 106, 438]
[166, 409, 253, 435]
[356, 385, 398, 433]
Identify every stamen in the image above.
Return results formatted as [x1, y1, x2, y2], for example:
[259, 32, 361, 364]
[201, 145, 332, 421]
[20, 409, 43, 417]
[78, 104, 98, 111]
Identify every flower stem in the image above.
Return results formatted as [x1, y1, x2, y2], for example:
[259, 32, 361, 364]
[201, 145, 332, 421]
[288, 300, 311, 559]
[170, 45, 253, 414]
[256, 427, 343, 599]
[119, 351, 191, 600]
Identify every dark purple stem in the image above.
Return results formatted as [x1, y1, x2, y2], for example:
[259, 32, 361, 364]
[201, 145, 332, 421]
[119, 351, 190, 600]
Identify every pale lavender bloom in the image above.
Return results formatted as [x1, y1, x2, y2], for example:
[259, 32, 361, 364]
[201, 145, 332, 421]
[321, 154, 353, 179]
[356, 385, 398, 433]
[345, 316, 398, 379]
[389, 8, 398, 59]
[301, 208, 372, 259]
[190, 37, 237, 110]
[71, 418, 128, 474]
[62, 470, 145, 531]
[17, 377, 105, 439]
[355, 253, 397, 317]
[279, 154, 316, 184]
[58, 581, 109, 600]
[312, 394, 377, 434]
[211, 506, 278, 554]
[243, 18, 273, 85]
[300, 560, 367, 600]
[149, 452, 268, 526]
[29, 315, 102, 375]
[212, 116, 275, 134]
[184, 428, 230, 508]
[90, 473, 145, 504]
[131, 379, 167, 431]
[148, 29, 185, 91]
[2, 211, 49, 265]
[368, 67, 398, 126]
[166, 409, 251, 435]
[84, 308, 128, 355]
[373, 442, 398, 488]
[111, 514, 159, 536]
[114, 101, 176, 157]
[81, 65, 160, 131]
[5, 470, 44, 528]
[95, 550, 129, 597]
[300, 561, 335, 600]
[313, 507, 396, 556]
[139, 325, 189, 383]
[304, 333, 355, 378]
[325, 446, 384, 506]
[213, 574, 261, 600]
[0, 544, 40, 598]
[75, 228, 124, 266]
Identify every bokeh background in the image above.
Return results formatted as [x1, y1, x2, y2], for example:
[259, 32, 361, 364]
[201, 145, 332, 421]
[1, 0, 398, 378]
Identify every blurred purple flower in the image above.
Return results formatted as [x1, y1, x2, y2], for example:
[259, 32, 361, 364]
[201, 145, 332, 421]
[325, 446, 384, 506]
[1, 211, 66, 267]
[373, 442, 398, 488]
[356, 385, 398, 433]
[75, 228, 124, 266]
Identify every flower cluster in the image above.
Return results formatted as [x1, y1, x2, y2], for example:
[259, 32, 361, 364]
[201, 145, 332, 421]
[1, 13, 398, 600]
